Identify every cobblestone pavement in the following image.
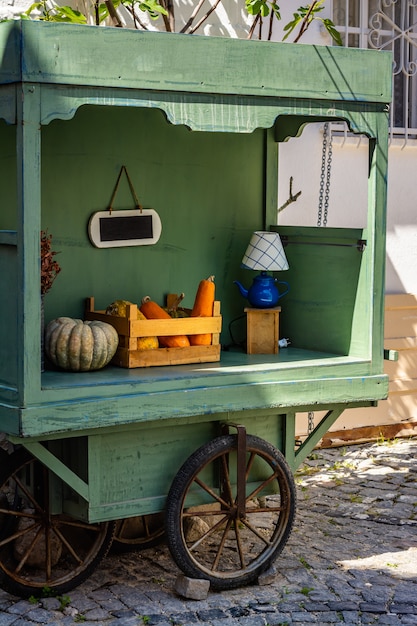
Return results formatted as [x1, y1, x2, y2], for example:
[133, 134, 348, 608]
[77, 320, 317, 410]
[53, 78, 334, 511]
[1, 437, 416, 626]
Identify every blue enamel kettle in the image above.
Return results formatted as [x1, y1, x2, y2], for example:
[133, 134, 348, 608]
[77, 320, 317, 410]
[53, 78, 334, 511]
[234, 271, 289, 308]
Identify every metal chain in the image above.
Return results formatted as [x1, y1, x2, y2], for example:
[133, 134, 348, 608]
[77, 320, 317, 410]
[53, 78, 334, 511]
[317, 122, 332, 227]
[317, 123, 327, 226]
[307, 411, 315, 435]
[323, 125, 332, 227]
[312, 122, 334, 434]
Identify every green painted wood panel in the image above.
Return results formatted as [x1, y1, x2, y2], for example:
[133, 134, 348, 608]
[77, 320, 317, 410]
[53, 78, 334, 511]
[0, 120, 18, 400]
[36, 85, 388, 135]
[15, 368, 387, 438]
[0, 23, 20, 84]
[0, 21, 391, 104]
[16, 83, 42, 405]
[15, 413, 282, 522]
[0, 244, 18, 391]
[274, 226, 368, 356]
[0, 121, 18, 397]
[87, 413, 284, 522]
[88, 422, 216, 519]
[0, 120, 17, 232]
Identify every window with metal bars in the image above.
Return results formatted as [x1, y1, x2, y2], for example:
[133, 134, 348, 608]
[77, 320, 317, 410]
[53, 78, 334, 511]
[333, 0, 417, 140]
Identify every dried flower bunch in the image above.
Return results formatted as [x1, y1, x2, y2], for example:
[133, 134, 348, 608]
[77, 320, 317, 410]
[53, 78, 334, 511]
[41, 230, 61, 295]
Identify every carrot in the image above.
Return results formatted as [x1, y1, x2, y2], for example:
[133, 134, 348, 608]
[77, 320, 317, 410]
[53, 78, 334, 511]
[189, 276, 215, 346]
[140, 297, 190, 348]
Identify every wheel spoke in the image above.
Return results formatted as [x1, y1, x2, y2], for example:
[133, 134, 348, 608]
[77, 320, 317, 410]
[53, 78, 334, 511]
[10, 475, 44, 515]
[182, 508, 229, 518]
[193, 476, 231, 509]
[0, 518, 41, 548]
[14, 525, 44, 574]
[51, 525, 87, 565]
[219, 452, 234, 504]
[240, 516, 273, 547]
[142, 516, 151, 538]
[46, 527, 52, 580]
[0, 508, 38, 520]
[187, 513, 229, 551]
[211, 516, 234, 572]
[245, 451, 257, 479]
[245, 505, 285, 513]
[53, 518, 103, 532]
[117, 519, 128, 537]
[245, 470, 280, 502]
[112, 513, 165, 552]
[233, 517, 246, 569]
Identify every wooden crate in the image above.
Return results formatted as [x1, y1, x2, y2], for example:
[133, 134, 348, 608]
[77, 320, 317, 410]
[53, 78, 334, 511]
[85, 296, 222, 368]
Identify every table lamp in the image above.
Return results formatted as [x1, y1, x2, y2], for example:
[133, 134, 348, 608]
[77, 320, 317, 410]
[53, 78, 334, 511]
[234, 231, 289, 308]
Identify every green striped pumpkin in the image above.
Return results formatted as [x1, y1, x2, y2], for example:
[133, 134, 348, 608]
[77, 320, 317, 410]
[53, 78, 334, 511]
[45, 317, 119, 372]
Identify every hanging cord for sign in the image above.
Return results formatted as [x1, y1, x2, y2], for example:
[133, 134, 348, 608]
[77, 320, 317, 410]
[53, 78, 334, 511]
[108, 165, 143, 214]
[317, 122, 332, 228]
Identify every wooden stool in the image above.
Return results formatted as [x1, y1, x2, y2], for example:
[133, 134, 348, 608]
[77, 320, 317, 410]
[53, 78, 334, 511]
[245, 307, 281, 354]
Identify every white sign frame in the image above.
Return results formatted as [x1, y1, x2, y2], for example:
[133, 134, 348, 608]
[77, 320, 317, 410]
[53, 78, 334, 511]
[88, 209, 162, 248]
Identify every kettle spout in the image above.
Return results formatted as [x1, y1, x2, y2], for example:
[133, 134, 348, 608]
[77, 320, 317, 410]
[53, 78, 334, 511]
[234, 280, 248, 299]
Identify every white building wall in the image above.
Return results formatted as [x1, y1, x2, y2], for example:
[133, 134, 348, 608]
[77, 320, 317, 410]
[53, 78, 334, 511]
[277, 106, 417, 297]
[385, 142, 417, 294]
[277, 126, 369, 230]
[0, 0, 30, 19]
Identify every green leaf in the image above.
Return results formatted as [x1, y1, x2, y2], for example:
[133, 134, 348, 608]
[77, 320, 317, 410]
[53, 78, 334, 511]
[138, 0, 168, 18]
[322, 18, 342, 46]
[24, 2, 45, 17]
[260, 3, 270, 17]
[55, 6, 87, 23]
[282, 13, 302, 41]
[24, 1, 87, 22]
[295, 5, 309, 18]
[245, 0, 268, 17]
[271, 4, 281, 20]
[96, 2, 112, 23]
[118, 0, 167, 19]
[245, 0, 259, 16]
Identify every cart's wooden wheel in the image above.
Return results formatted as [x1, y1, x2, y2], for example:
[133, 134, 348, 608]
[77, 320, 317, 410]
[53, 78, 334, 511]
[0, 447, 116, 598]
[165, 434, 296, 590]
[113, 514, 165, 552]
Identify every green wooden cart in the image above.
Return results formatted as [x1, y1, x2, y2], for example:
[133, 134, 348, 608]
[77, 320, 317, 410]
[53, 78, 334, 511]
[0, 21, 392, 598]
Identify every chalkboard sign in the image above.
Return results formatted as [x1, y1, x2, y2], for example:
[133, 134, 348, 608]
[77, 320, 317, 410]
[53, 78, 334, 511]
[88, 209, 162, 248]
[100, 215, 153, 241]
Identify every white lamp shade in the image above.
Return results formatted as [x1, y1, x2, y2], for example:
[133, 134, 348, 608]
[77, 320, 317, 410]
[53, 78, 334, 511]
[241, 231, 289, 271]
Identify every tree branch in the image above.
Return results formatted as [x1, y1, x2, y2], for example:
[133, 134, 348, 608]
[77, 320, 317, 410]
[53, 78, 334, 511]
[278, 177, 302, 213]
[293, 1, 318, 43]
[124, 3, 149, 30]
[105, 0, 123, 27]
[248, 13, 260, 39]
[187, 0, 222, 35]
[267, 1, 277, 41]
[180, 0, 206, 34]
[167, 0, 175, 31]
[159, 0, 172, 32]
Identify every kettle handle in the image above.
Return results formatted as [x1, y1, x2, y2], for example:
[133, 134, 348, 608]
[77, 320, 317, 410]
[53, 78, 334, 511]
[275, 280, 289, 299]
